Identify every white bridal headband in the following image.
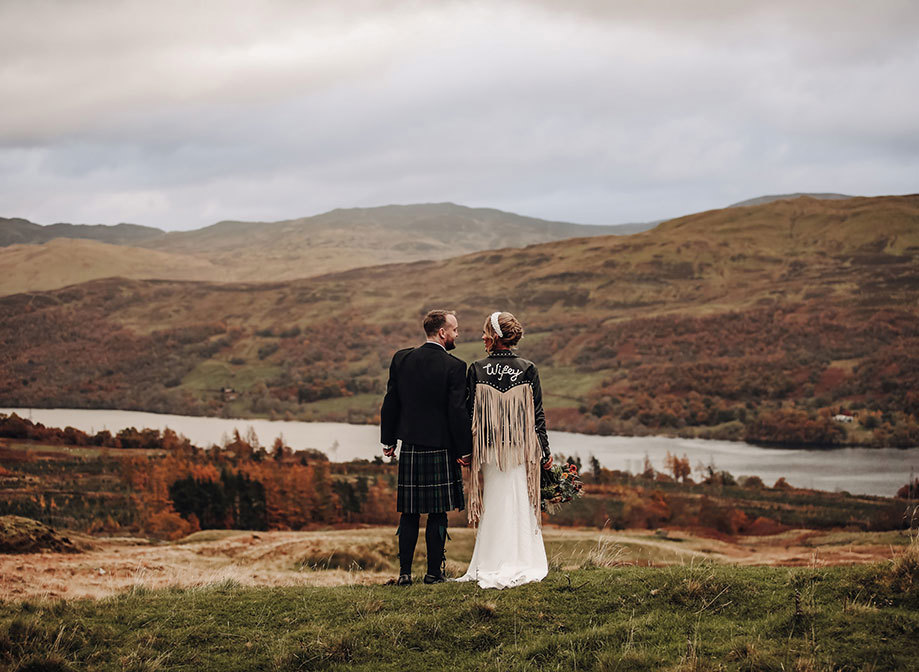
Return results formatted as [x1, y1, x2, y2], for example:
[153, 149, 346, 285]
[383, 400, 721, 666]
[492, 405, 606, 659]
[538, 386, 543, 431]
[490, 312, 503, 338]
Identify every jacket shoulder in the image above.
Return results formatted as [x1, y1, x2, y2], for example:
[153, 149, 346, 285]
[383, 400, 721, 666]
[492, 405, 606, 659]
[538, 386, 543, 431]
[390, 347, 415, 364]
[515, 356, 536, 370]
[446, 352, 467, 367]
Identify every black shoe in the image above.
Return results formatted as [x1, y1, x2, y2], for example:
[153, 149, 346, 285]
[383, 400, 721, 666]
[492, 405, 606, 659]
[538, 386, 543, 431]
[423, 573, 446, 584]
[396, 574, 412, 586]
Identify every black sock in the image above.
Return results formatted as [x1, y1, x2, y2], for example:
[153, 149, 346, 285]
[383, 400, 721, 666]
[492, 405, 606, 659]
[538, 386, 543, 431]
[397, 513, 420, 575]
[425, 512, 448, 576]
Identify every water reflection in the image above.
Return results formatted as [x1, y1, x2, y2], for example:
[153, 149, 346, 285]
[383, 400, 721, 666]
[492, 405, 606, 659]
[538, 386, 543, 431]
[2, 407, 916, 497]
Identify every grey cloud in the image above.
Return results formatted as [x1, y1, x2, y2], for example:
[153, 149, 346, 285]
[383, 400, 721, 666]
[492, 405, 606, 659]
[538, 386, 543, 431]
[0, 0, 916, 230]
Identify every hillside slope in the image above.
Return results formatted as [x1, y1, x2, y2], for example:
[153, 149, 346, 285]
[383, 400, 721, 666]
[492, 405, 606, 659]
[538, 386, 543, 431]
[0, 238, 229, 295]
[729, 192, 853, 207]
[0, 203, 643, 295]
[1, 195, 917, 445]
[136, 202, 638, 282]
[0, 217, 163, 246]
[141, 203, 636, 255]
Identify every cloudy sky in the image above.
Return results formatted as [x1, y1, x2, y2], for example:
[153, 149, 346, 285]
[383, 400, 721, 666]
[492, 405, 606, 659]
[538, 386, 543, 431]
[1, 0, 917, 231]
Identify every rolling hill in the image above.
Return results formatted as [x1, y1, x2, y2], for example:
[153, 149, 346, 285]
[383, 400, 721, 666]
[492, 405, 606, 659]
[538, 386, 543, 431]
[140, 203, 642, 255]
[1, 195, 917, 446]
[0, 203, 650, 296]
[0, 217, 163, 247]
[728, 192, 853, 208]
[0, 238, 230, 295]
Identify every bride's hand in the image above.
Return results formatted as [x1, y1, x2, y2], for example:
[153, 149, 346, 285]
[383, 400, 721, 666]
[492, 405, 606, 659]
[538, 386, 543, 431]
[542, 455, 553, 469]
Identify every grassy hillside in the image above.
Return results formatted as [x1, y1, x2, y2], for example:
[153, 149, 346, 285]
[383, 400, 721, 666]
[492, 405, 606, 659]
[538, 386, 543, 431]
[0, 217, 163, 247]
[728, 193, 853, 208]
[140, 203, 637, 256]
[0, 203, 640, 296]
[1, 557, 917, 671]
[1, 195, 917, 445]
[0, 238, 231, 295]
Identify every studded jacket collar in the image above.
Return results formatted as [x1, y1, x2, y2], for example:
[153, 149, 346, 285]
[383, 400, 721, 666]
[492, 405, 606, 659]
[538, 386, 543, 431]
[466, 351, 550, 458]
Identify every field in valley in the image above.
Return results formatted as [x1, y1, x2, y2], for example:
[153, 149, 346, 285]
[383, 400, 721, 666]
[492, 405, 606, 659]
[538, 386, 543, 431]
[1, 525, 912, 602]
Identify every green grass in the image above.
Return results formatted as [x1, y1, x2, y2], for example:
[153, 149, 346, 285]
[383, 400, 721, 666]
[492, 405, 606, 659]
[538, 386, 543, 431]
[451, 340, 489, 364]
[539, 366, 607, 408]
[299, 393, 380, 415]
[2, 560, 917, 671]
[181, 360, 283, 392]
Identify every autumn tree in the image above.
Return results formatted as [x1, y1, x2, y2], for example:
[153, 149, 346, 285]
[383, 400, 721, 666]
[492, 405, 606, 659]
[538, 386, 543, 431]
[664, 452, 691, 483]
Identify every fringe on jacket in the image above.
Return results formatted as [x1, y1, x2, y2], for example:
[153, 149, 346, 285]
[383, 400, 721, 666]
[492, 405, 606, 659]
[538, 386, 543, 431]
[466, 383, 542, 528]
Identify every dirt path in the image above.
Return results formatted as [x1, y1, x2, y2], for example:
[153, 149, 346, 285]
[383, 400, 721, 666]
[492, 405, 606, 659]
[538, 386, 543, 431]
[0, 527, 904, 601]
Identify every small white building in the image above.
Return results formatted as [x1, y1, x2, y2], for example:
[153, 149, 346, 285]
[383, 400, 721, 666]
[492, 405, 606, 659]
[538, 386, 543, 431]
[833, 414, 854, 423]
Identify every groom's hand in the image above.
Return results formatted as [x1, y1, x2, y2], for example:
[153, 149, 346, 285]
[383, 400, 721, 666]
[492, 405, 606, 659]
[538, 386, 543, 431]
[383, 444, 396, 458]
[457, 454, 471, 468]
[542, 455, 554, 469]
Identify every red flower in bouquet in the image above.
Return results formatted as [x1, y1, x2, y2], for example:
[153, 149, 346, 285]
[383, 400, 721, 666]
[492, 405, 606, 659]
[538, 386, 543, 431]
[540, 462, 584, 513]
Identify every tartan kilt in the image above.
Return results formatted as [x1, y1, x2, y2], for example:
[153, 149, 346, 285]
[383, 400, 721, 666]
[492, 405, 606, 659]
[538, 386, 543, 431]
[397, 443, 465, 513]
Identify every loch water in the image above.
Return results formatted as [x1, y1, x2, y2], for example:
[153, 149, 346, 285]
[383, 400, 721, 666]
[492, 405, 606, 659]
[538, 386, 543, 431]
[2, 407, 916, 498]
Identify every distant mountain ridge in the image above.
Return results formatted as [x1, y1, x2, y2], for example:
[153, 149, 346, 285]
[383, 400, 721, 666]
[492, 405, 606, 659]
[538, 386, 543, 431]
[0, 195, 865, 247]
[139, 202, 644, 255]
[0, 203, 654, 296]
[729, 193, 854, 208]
[0, 203, 645, 249]
[4, 194, 894, 296]
[0, 217, 164, 247]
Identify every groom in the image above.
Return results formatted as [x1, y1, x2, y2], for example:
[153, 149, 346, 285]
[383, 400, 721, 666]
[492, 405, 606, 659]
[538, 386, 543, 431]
[381, 309, 472, 585]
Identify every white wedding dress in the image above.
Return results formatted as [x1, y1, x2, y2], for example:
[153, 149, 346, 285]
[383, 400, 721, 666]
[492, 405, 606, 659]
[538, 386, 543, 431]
[458, 462, 548, 589]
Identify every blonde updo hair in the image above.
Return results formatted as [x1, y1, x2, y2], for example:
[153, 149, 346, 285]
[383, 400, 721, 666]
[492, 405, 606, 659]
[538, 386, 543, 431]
[483, 311, 524, 349]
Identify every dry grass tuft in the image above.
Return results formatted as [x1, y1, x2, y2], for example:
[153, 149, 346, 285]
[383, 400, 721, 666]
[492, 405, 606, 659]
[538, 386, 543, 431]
[793, 656, 819, 672]
[354, 597, 384, 618]
[294, 541, 393, 572]
[321, 632, 357, 664]
[726, 639, 761, 664]
[581, 535, 630, 569]
[469, 600, 497, 620]
[842, 589, 878, 615]
[887, 532, 919, 590]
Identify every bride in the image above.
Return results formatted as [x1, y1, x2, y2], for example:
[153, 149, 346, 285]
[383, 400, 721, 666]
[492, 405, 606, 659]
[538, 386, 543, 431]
[458, 311, 554, 589]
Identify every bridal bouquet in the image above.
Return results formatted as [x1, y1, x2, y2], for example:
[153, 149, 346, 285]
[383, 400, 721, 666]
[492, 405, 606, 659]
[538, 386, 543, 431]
[540, 462, 583, 513]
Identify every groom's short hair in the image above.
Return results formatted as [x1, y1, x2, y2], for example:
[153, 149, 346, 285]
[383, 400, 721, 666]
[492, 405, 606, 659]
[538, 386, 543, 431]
[423, 309, 455, 336]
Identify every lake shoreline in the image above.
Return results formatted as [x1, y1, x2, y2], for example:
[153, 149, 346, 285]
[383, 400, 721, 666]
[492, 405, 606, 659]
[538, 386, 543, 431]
[3, 407, 918, 497]
[2, 405, 906, 451]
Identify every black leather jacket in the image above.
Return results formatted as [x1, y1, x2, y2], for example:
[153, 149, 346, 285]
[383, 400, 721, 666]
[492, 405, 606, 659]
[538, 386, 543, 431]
[465, 350, 551, 462]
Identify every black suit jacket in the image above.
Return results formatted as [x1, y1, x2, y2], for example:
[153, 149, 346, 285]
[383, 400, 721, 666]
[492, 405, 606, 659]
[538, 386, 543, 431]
[380, 343, 472, 460]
